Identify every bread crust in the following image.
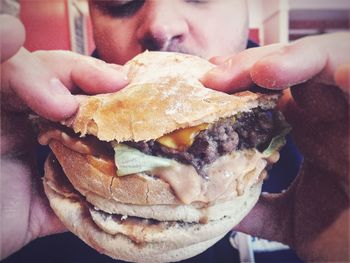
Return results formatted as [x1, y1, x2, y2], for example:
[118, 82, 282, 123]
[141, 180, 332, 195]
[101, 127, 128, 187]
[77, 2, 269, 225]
[49, 140, 178, 205]
[43, 154, 262, 262]
[63, 52, 279, 142]
[46, 148, 263, 222]
[40, 52, 281, 262]
[49, 138, 267, 206]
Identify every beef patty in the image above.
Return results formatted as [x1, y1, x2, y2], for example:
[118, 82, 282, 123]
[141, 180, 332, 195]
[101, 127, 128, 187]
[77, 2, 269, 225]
[127, 108, 285, 177]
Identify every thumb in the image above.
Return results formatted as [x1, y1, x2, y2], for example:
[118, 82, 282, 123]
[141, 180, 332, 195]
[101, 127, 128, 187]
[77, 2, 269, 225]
[251, 33, 350, 89]
[234, 191, 293, 245]
[201, 44, 283, 93]
[34, 50, 129, 95]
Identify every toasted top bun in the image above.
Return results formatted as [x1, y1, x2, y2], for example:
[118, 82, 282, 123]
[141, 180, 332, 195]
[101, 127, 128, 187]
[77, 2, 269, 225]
[63, 51, 278, 142]
[41, 51, 280, 205]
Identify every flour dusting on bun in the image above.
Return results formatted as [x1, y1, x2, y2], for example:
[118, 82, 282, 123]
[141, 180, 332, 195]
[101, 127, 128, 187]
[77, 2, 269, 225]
[39, 51, 290, 262]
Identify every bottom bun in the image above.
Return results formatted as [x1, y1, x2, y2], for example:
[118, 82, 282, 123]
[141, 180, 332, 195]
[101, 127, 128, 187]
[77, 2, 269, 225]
[43, 154, 262, 262]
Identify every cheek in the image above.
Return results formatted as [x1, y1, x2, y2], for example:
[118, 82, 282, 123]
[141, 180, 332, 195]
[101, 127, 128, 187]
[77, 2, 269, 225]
[93, 19, 140, 64]
[189, 5, 247, 58]
[190, 22, 240, 58]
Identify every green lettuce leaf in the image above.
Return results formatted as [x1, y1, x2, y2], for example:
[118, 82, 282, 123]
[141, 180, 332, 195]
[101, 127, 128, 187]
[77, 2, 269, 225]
[262, 120, 292, 157]
[112, 143, 175, 176]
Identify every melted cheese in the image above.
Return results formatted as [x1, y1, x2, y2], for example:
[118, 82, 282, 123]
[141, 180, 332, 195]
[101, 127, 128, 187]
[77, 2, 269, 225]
[157, 123, 209, 151]
[40, 128, 277, 204]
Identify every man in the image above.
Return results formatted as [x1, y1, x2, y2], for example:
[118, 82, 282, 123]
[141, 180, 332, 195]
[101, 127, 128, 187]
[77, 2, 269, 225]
[1, 0, 349, 261]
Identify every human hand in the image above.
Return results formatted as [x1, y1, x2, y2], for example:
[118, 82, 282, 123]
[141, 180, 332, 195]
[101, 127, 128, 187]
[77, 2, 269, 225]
[0, 15, 129, 259]
[202, 32, 350, 261]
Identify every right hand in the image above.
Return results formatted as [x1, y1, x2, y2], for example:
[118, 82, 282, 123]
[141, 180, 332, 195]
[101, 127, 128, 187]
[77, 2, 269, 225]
[0, 15, 129, 259]
[202, 32, 350, 262]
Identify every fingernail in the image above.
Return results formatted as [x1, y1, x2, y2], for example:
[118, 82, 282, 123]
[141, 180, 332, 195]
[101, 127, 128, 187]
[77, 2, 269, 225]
[203, 64, 228, 81]
[200, 67, 223, 86]
[95, 62, 129, 83]
[209, 65, 226, 75]
[209, 56, 227, 65]
[47, 78, 78, 120]
[107, 63, 124, 71]
[210, 58, 235, 74]
[107, 64, 129, 81]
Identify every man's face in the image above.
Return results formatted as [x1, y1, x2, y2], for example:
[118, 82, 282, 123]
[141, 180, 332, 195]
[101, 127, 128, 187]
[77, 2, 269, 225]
[89, 0, 248, 65]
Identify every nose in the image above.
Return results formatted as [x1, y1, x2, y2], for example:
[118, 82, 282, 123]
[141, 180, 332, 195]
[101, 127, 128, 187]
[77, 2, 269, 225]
[136, 1, 189, 51]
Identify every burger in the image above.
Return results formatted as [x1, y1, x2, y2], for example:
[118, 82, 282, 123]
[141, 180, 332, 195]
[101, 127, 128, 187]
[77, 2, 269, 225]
[38, 51, 290, 262]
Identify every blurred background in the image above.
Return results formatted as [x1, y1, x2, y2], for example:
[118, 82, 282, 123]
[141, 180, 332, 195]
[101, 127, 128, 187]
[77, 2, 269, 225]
[1, 1, 349, 263]
[17, 0, 350, 55]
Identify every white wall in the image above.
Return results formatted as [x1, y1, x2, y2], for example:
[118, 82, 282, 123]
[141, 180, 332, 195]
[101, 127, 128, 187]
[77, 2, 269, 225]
[248, 0, 350, 45]
[289, 0, 350, 10]
[247, 0, 262, 28]
[259, 0, 289, 45]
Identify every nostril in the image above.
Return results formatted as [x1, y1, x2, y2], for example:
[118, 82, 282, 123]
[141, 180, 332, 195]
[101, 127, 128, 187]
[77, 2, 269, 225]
[140, 34, 170, 51]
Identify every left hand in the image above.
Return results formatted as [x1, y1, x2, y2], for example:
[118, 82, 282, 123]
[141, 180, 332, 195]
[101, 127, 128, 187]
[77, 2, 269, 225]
[0, 14, 129, 259]
[202, 32, 350, 262]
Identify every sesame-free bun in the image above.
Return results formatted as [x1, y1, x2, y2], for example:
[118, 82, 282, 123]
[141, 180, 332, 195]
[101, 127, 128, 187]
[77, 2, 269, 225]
[44, 154, 262, 263]
[48, 140, 178, 205]
[40, 51, 281, 262]
[48, 138, 267, 207]
[64, 51, 278, 142]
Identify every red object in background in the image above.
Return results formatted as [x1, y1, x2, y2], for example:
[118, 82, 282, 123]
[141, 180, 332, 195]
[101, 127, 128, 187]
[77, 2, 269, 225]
[249, 28, 260, 44]
[20, 0, 260, 52]
[20, 0, 95, 53]
[20, 0, 71, 51]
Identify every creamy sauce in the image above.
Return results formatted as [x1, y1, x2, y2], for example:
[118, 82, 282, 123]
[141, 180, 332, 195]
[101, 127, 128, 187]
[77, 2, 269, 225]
[155, 149, 268, 204]
[39, 130, 95, 155]
[40, 128, 276, 204]
[90, 208, 166, 245]
[39, 129, 115, 175]
[114, 216, 165, 245]
[154, 165, 201, 204]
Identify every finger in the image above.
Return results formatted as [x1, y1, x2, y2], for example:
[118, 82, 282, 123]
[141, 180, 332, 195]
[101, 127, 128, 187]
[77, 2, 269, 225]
[251, 37, 327, 89]
[334, 63, 350, 94]
[209, 56, 227, 65]
[201, 44, 283, 93]
[0, 15, 25, 63]
[233, 191, 293, 245]
[34, 50, 129, 94]
[29, 178, 67, 239]
[72, 59, 128, 94]
[2, 48, 78, 121]
[251, 33, 350, 89]
[288, 81, 348, 122]
[284, 84, 348, 176]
